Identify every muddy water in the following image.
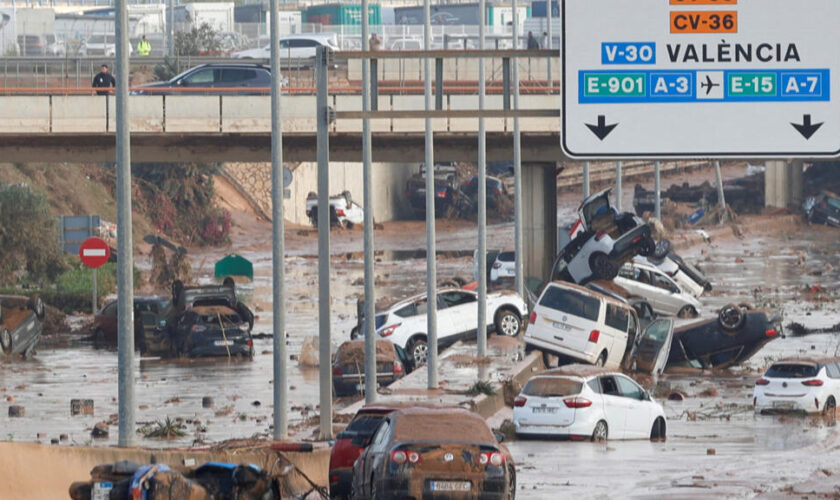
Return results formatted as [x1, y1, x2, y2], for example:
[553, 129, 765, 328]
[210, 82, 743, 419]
[0, 254, 473, 448]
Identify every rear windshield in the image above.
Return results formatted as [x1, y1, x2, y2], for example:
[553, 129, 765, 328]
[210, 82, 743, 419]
[539, 286, 600, 321]
[498, 251, 515, 262]
[765, 364, 820, 378]
[522, 377, 582, 397]
[345, 413, 386, 437]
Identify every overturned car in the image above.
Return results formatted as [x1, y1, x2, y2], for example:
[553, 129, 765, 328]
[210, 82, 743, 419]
[552, 188, 656, 285]
[0, 295, 44, 359]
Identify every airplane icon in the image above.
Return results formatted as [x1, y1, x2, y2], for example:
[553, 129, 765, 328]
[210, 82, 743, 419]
[700, 75, 720, 95]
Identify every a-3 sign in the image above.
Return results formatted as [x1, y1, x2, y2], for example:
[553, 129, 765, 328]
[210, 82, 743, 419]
[561, 0, 840, 158]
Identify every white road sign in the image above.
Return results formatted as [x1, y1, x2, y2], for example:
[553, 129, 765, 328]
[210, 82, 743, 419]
[561, 0, 840, 158]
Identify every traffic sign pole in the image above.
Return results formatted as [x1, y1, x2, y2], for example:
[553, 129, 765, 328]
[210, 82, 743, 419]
[92, 268, 97, 315]
[562, 0, 840, 158]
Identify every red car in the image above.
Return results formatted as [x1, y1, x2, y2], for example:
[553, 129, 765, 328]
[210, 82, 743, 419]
[329, 406, 399, 499]
[91, 296, 173, 350]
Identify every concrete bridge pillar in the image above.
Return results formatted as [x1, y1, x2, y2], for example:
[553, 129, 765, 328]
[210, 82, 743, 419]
[764, 160, 804, 208]
[522, 163, 558, 284]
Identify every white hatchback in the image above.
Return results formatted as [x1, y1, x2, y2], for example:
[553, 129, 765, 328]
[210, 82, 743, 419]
[514, 366, 666, 441]
[754, 358, 840, 415]
[375, 288, 528, 367]
[524, 281, 639, 369]
[491, 251, 516, 282]
[614, 260, 702, 318]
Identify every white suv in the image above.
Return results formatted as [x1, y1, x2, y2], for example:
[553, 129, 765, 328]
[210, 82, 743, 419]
[614, 260, 701, 318]
[231, 33, 339, 64]
[491, 251, 516, 282]
[375, 289, 528, 367]
[524, 281, 639, 369]
[754, 358, 840, 415]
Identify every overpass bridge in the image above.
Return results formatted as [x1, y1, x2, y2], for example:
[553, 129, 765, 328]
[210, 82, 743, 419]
[0, 93, 561, 163]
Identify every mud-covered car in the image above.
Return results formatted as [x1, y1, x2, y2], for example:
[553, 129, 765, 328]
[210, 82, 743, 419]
[668, 304, 781, 369]
[332, 339, 413, 397]
[553, 188, 655, 285]
[91, 296, 174, 350]
[0, 295, 44, 359]
[351, 408, 515, 499]
[803, 191, 840, 228]
[172, 280, 254, 329]
[171, 305, 254, 358]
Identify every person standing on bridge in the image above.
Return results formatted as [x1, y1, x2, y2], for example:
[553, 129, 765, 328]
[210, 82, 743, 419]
[92, 64, 116, 95]
[137, 35, 151, 57]
[527, 31, 540, 50]
[369, 33, 382, 51]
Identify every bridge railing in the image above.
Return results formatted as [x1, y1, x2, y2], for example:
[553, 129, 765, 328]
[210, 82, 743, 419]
[0, 93, 559, 134]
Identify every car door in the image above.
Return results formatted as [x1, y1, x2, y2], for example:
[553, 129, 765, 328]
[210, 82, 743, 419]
[596, 376, 628, 439]
[363, 419, 392, 496]
[182, 68, 219, 93]
[617, 265, 666, 309]
[615, 375, 652, 438]
[100, 301, 118, 338]
[650, 271, 686, 315]
[437, 291, 477, 342]
[632, 319, 675, 376]
[289, 38, 318, 59]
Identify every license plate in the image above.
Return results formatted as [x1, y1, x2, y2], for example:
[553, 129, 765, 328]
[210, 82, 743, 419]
[430, 481, 471, 492]
[92, 483, 113, 500]
[773, 401, 795, 409]
[214, 340, 234, 346]
[533, 407, 557, 414]
[355, 383, 364, 391]
[551, 321, 571, 331]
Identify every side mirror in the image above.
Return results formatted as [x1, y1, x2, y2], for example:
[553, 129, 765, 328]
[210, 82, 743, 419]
[494, 432, 505, 443]
[176, 79, 184, 86]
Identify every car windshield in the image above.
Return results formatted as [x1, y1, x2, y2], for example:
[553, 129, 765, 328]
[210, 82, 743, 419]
[498, 251, 515, 262]
[582, 194, 611, 224]
[344, 413, 387, 437]
[643, 319, 671, 342]
[539, 286, 600, 321]
[522, 377, 582, 397]
[765, 363, 819, 378]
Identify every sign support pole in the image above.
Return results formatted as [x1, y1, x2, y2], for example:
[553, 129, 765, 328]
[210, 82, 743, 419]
[476, 0, 487, 359]
[92, 268, 97, 315]
[654, 161, 661, 220]
[362, 0, 378, 403]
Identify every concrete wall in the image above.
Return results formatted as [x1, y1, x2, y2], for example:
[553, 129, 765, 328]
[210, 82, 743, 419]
[765, 160, 804, 208]
[523, 162, 558, 281]
[349, 56, 561, 82]
[224, 161, 420, 226]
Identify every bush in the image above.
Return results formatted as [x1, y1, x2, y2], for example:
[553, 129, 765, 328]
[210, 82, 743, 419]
[175, 23, 221, 56]
[0, 183, 68, 285]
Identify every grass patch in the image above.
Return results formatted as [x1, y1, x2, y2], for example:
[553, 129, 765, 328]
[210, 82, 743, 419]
[466, 380, 496, 397]
[139, 417, 186, 439]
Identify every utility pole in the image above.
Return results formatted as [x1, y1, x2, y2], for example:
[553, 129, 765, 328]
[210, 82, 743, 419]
[269, 0, 287, 440]
[115, 0, 135, 448]
[512, 0, 524, 297]
[476, 0, 487, 359]
[361, 0, 377, 403]
[424, 0, 438, 389]
[316, 46, 332, 440]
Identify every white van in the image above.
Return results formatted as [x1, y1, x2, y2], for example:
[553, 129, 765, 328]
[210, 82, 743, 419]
[524, 281, 638, 369]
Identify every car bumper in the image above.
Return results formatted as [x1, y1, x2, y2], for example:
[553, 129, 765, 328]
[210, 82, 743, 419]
[755, 393, 821, 415]
[332, 375, 399, 396]
[376, 476, 508, 500]
[185, 343, 253, 358]
[610, 225, 653, 260]
[524, 334, 596, 364]
[514, 410, 599, 439]
[329, 469, 353, 498]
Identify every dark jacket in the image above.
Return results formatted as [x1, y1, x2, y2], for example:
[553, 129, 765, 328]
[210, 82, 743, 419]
[92, 72, 116, 95]
[527, 35, 540, 50]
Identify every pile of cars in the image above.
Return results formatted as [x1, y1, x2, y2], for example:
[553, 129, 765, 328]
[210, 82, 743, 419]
[91, 279, 255, 359]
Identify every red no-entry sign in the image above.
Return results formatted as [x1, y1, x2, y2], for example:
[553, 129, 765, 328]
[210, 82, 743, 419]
[79, 237, 111, 268]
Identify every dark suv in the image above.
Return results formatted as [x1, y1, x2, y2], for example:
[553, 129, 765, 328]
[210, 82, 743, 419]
[132, 63, 284, 95]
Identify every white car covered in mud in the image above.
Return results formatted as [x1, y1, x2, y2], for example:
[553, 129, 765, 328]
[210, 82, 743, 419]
[305, 190, 364, 229]
[374, 288, 528, 366]
[754, 358, 840, 415]
[514, 365, 666, 441]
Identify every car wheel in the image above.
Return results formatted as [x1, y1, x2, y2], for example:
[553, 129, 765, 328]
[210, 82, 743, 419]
[93, 328, 105, 345]
[345, 221, 355, 230]
[639, 237, 656, 257]
[650, 417, 666, 441]
[29, 296, 45, 319]
[677, 305, 698, 319]
[409, 338, 428, 367]
[0, 328, 11, 354]
[718, 303, 745, 331]
[824, 397, 836, 419]
[507, 464, 517, 500]
[495, 309, 521, 337]
[653, 239, 672, 259]
[595, 351, 607, 367]
[590, 252, 619, 280]
[591, 420, 608, 442]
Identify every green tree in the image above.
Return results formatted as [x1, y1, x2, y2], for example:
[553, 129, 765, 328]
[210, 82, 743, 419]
[0, 184, 68, 284]
[175, 23, 221, 56]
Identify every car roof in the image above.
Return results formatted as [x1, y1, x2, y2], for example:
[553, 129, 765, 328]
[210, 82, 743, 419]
[385, 288, 472, 311]
[543, 280, 631, 310]
[191, 63, 268, 70]
[543, 364, 618, 379]
[389, 408, 495, 443]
